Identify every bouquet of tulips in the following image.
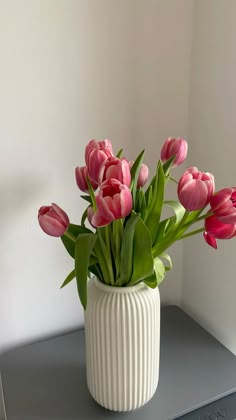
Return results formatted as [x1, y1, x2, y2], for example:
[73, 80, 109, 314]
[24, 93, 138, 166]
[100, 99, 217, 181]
[38, 138, 236, 309]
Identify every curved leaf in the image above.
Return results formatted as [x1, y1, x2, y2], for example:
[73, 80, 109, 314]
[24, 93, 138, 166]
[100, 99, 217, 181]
[128, 217, 154, 286]
[75, 233, 97, 309]
[61, 224, 92, 258]
[120, 212, 139, 285]
[60, 269, 75, 289]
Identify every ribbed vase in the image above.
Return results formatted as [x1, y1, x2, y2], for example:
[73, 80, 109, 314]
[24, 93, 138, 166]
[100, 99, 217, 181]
[84, 277, 160, 411]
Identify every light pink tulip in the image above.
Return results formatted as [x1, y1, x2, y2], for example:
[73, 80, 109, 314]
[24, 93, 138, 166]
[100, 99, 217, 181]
[137, 163, 149, 188]
[90, 178, 132, 227]
[204, 214, 236, 249]
[85, 139, 113, 185]
[160, 137, 188, 168]
[75, 166, 97, 192]
[85, 139, 113, 165]
[178, 167, 215, 211]
[38, 203, 69, 237]
[99, 157, 131, 186]
[129, 161, 149, 188]
[210, 187, 236, 224]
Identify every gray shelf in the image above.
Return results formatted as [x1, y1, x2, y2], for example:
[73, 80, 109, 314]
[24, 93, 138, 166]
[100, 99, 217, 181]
[0, 306, 236, 420]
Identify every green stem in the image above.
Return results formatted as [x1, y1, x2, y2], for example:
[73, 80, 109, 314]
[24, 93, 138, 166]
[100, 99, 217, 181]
[182, 211, 213, 229]
[170, 176, 178, 184]
[153, 211, 189, 257]
[178, 227, 204, 240]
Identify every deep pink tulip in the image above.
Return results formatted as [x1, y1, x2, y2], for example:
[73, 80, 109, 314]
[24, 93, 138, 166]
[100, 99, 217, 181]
[90, 178, 132, 227]
[210, 187, 236, 224]
[99, 156, 131, 186]
[75, 166, 97, 192]
[38, 203, 70, 237]
[129, 161, 149, 188]
[178, 167, 215, 211]
[203, 214, 236, 249]
[160, 137, 188, 168]
[85, 139, 113, 185]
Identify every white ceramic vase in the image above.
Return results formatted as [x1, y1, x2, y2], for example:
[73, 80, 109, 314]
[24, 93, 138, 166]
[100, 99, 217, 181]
[84, 277, 160, 411]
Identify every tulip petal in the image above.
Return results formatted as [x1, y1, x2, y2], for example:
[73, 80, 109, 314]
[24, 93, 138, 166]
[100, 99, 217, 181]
[38, 214, 66, 237]
[204, 232, 217, 249]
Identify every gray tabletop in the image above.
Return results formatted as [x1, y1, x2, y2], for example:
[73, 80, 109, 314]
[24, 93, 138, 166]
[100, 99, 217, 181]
[1, 305, 236, 420]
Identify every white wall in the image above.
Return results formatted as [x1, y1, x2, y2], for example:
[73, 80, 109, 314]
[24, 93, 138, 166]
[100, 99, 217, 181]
[132, 0, 194, 304]
[0, 0, 194, 361]
[182, 0, 236, 355]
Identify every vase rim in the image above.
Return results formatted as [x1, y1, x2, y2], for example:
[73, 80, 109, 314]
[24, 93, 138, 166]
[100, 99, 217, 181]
[92, 276, 147, 293]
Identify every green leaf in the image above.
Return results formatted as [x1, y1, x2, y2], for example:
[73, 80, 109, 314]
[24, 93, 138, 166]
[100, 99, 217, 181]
[144, 276, 157, 288]
[116, 148, 123, 158]
[153, 257, 166, 286]
[143, 255, 166, 288]
[80, 195, 92, 204]
[61, 224, 92, 258]
[162, 155, 175, 175]
[159, 253, 172, 271]
[130, 149, 145, 207]
[120, 212, 139, 285]
[128, 217, 154, 286]
[164, 201, 185, 225]
[60, 269, 75, 289]
[135, 188, 146, 216]
[75, 233, 97, 310]
[145, 161, 165, 244]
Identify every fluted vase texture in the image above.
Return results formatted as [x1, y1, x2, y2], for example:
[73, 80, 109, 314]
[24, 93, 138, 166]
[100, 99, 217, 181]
[84, 277, 160, 411]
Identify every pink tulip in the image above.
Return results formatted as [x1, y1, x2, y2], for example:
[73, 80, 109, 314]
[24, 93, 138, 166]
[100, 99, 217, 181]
[38, 203, 70, 237]
[85, 139, 113, 185]
[75, 166, 97, 192]
[160, 137, 188, 168]
[129, 161, 149, 188]
[210, 187, 236, 224]
[99, 157, 131, 186]
[203, 214, 236, 249]
[137, 163, 149, 188]
[90, 178, 132, 227]
[178, 167, 215, 211]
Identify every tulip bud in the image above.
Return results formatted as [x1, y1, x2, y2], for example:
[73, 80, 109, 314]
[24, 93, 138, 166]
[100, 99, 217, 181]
[210, 187, 236, 224]
[38, 203, 70, 237]
[178, 167, 215, 211]
[90, 179, 132, 227]
[160, 137, 188, 168]
[137, 163, 149, 188]
[85, 139, 114, 185]
[99, 157, 131, 186]
[129, 161, 149, 188]
[204, 214, 236, 249]
[75, 166, 97, 192]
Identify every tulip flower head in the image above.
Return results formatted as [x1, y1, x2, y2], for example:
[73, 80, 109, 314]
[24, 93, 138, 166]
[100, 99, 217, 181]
[85, 139, 114, 185]
[75, 166, 97, 192]
[160, 137, 188, 168]
[90, 178, 132, 227]
[178, 167, 215, 211]
[129, 161, 149, 188]
[210, 187, 236, 225]
[204, 214, 236, 249]
[99, 156, 131, 186]
[38, 203, 70, 237]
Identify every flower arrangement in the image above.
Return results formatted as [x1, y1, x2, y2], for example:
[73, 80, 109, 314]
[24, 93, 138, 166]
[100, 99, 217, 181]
[38, 138, 236, 309]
